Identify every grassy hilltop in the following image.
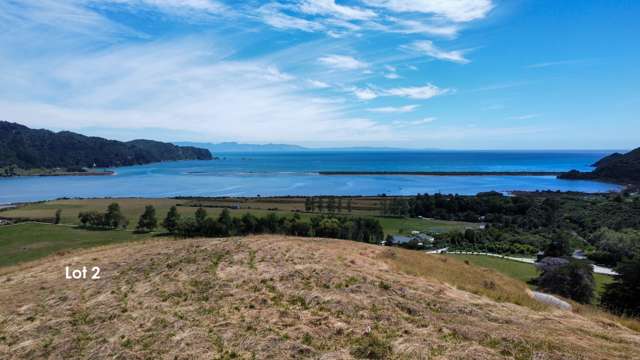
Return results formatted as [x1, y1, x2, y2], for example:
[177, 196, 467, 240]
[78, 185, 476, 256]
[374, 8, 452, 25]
[1, 236, 639, 359]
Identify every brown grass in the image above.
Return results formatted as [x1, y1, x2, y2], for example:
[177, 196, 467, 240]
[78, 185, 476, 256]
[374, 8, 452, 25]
[0, 236, 639, 359]
[379, 247, 546, 311]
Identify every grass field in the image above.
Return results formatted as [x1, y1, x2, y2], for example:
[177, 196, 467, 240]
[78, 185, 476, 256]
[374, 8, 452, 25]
[0, 197, 480, 235]
[448, 254, 615, 301]
[0, 222, 151, 268]
[0, 198, 481, 268]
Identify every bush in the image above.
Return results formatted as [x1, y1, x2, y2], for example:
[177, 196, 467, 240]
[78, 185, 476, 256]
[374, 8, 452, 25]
[78, 203, 127, 229]
[536, 258, 595, 304]
[136, 205, 158, 233]
[350, 333, 392, 359]
[601, 252, 640, 317]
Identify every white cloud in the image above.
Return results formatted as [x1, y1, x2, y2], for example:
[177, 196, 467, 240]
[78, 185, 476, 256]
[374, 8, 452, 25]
[352, 87, 379, 100]
[393, 117, 436, 126]
[368, 105, 419, 113]
[106, 0, 226, 13]
[319, 54, 369, 70]
[350, 83, 450, 101]
[0, 36, 397, 143]
[307, 79, 331, 89]
[299, 0, 377, 20]
[363, 0, 494, 22]
[383, 65, 400, 79]
[405, 40, 470, 64]
[385, 17, 459, 37]
[263, 66, 295, 81]
[258, 4, 324, 32]
[526, 59, 588, 69]
[385, 83, 450, 99]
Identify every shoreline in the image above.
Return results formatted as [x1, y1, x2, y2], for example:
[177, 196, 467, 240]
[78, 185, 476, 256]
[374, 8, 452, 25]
[1, 170, 115, 178]
[319, 171, 563, 176]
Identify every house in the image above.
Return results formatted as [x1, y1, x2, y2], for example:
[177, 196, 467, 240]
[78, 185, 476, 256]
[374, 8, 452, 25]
[415, 233, 435, 243]
[391, 235, 413, 245]
[572, 250, 587, 260]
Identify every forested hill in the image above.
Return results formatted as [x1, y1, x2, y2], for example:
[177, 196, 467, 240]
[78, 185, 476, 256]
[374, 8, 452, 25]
[560, 147, 640, 184]
[0, 121, 213, 170]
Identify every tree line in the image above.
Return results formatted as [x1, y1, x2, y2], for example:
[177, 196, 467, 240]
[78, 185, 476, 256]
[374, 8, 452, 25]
[304, 197, 353, 213]
[78, 203, 384, 244]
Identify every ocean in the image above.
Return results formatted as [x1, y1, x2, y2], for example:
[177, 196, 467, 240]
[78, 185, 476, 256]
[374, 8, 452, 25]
[0, 150, 623, 203]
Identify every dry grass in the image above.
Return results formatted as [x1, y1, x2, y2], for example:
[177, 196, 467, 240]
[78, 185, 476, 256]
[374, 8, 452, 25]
[0, 236, 639, 359]
[380, 247, 546, 311]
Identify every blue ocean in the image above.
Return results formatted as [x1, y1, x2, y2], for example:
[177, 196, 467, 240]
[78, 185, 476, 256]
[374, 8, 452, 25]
[0, 151, 623, 203]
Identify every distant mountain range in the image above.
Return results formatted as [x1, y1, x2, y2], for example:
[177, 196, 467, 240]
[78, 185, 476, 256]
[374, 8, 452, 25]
[0, 121, 213, 171]
[175, 141, 428, 153]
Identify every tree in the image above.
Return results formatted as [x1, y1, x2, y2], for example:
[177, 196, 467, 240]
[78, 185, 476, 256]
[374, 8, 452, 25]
[337, 198, 342, 213]
[240, 213, 258, 234]
[78, 211, 105, 228]
[544, 233, 573, 258]
[218, 208, 233, 235]
[304, 198, 312, 212]
[347, 198, 352, 213]
[316, 198, 324, 213]
[380, 200, 388, 216]
[536, 259, 595, 304]
[601, 252, 640, 316]
[54, 209, 62, 224]
[327, 197, 336, 213]
[136, 205, 158, 233]
[105, 202, 126, 229]
[163, 206, 181, 234]
[195, 207, 208, 227]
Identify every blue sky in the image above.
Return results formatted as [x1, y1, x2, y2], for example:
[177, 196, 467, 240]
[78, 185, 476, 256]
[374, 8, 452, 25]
[0, 0, 638, 149]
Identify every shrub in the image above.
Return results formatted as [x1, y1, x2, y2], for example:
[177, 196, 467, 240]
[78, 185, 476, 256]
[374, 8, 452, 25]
[601, 252, 640, 317]
[536, 259, 595, 304]
[350, 333, 392, 359]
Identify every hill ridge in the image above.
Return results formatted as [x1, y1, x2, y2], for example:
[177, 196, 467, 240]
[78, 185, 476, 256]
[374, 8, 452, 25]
[1, 236, 638, 359]
[0, 121, 213, 171]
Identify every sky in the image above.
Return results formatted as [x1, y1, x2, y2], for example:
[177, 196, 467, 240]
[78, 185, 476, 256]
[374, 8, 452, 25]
[0, 0, 638, 149]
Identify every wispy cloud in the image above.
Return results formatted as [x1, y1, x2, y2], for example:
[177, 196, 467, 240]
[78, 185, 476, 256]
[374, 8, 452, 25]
[319, 54, 369, 70]
[350, 83, 450, 101]
[258, 3, 324, 32]
[368, 105, 419, 113]
[352, 87, 379, 100]
[526, 59, 590, 69]
[298, 0, 377, 20]
[107, 0, 227, 14]
[404, 40, 470, 64]
[307, 79, 331, 89]
[363, 0, 494, 22]
[384, 17, 459, 37]
[385, 84, 451, 99]
[392, 117, 436, 127]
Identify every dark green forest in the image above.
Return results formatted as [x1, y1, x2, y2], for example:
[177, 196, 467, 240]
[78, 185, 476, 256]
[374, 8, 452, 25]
[0, 121, 212, 171]
[559, 147, 640, 185]
[380, 192, 640, 265]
